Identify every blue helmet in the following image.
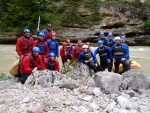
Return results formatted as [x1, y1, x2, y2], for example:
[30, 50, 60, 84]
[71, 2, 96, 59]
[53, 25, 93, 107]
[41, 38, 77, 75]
[24, 29, 30, 33]
[48, 52, 55, 57]
[108, 32, 113, 36]
[98, 40, 103, 45]
[121, 36, 126, 39]
[100, 32, 104, 35]
[32, 47, 40, 52]
[39, 32, 45, 37]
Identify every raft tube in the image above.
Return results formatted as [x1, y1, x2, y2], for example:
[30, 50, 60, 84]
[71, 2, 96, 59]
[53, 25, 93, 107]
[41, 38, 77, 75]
[9, 59, 19, 77]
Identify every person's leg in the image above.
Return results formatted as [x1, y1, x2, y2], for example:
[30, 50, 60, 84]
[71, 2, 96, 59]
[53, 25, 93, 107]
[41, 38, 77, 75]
[67, 55, 72, 60]
[100, 60, 107, 71]
[97, 64, 103, 72]
[87, 63, 98, 73]
[121, 60, 130, 72]
[62, 58, 67, 66]
[114, 60, 120, 73]
[108, 58, 113, 72]
[20, 73, 30, 84]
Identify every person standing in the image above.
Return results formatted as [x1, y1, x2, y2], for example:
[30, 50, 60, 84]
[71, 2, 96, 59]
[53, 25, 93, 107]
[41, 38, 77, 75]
[47, 32, 59, 57]
[16, 29, 34, 61]
[106, 32, 116, 71]
[19, 47, 45, 84]
[112, 36, 130, 73]
[94, 40, 111, 71]
[98, 32, 108, 46]
[72, 40, 83, 59]
[66, 39, 73, 60]
[79, 45, 102, 73]
[60, 42, 69, 66]
[33, 32, 49, 62]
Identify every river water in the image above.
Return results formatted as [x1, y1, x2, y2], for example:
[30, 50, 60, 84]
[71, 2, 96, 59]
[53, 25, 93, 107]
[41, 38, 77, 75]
[0, 45, 150, 76]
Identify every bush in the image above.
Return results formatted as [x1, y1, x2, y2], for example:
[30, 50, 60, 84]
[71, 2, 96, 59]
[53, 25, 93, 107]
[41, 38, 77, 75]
[0, 73, 11, 81]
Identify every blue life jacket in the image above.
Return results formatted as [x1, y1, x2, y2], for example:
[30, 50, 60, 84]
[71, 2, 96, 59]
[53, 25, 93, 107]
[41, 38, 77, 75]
[67, 44, 73, 55]
[47, 59, 56, 70]
[37, 41, 46, 54]
[49, 40, 57, 50]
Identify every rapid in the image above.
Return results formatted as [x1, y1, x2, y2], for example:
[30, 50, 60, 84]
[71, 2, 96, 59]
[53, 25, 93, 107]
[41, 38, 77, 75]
[0, 44, 150, 76]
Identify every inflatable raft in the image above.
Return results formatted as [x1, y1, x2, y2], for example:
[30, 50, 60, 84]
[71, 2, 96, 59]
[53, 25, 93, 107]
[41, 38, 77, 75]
[9, 59, 19, 77]
[112, 61, 141, 73]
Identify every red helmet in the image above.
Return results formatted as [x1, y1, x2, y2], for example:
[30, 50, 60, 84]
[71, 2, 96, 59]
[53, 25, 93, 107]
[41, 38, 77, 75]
[86, 42, 91, 45]
[52, 32, 56, 36]
[62, 42, 67, 46]
[66, 39, 71, 43]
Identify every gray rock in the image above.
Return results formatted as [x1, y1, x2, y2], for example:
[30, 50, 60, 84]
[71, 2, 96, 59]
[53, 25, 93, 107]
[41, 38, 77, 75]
[94, 71, 122, 94]
[86, 77, 95, 87]
[92, 87, 101, 97]
[121, 70, 150, 91]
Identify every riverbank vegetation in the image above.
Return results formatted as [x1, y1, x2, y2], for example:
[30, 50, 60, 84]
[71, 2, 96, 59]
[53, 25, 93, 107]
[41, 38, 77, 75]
[0, 0, 150, 33]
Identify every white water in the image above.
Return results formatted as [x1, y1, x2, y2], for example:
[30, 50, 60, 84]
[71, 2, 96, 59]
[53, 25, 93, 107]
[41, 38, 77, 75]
[0, 45, 150, 75]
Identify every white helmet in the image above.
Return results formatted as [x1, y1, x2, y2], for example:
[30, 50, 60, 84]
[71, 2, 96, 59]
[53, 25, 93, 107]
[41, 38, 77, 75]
[115, 36, 121, 40]
[82, 45, 88, 49]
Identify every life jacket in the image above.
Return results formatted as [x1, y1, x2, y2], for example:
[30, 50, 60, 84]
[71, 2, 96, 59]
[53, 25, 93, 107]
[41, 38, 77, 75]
[46, 30, 53, 39]
[114, 44, 124, 56]
[21, 37, 33, 50]
[84, 52, 93, 61]
[107, 39, 113, 48]
[47, 59, 56, 70]
[37, 40, 46, 54]
[62, 47, 67, 56]
[75, 46, 82, 55]
[67, 45, 73, 55]
[98, 47, 107, 56]
[23, 53, 40, 68]
[49, 40, 57, 50]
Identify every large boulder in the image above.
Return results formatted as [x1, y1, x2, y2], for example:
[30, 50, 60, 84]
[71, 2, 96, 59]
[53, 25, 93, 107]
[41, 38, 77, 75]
[93, 71, 122, 94]
[121, 70, 150, 91]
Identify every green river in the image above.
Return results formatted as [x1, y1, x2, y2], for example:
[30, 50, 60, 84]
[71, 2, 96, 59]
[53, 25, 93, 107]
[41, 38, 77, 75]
[0, 45, 150, 76]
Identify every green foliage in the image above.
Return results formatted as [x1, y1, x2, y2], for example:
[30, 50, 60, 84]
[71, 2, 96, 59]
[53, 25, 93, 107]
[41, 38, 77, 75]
[0, 73, 11, 81]
[144, 15, 150, 30]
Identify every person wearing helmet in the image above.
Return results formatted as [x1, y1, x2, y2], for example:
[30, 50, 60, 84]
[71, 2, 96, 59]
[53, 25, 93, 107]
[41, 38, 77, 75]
[16, 29, 34, 61]
[38, 24, 55, 41]
[86, 42, 92, 51]
[120, 35, 130, 61]
[33, 32, 49, 62]
[106, 32, 116, 71]
[112, 36, 130, 73]
[45, 52, 60, 71]
[19, 47, 45, 84]
[66, 39, 73, 60]
[79, 45, 102, 73]
[72, 40, 83, 59]
[60, 42, 69, 66]
[47, 32, 59, 57]
[94, 40, 111, 71]
[98, 32, 108, 46]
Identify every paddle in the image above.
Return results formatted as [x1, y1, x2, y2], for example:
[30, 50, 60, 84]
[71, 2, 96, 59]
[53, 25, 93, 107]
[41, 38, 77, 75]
[37, 16, 40, 39]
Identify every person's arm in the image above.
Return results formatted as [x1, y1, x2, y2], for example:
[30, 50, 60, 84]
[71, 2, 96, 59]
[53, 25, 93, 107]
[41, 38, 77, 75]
[37, 56, 46, 70]
[33, 40, 38, 47]
[45, 42, 49, 58]
[72, 47, 76, 58]
[94, 48, 98, 56]
[22, 56, 33, 74]
[55, 60, 60, 71]
[92, 52, 98, 63]
[56, 41, 59, 57]
[78, 53, 85, 63]
[106, 46, 111, 59]
[16, 37, 23, 56]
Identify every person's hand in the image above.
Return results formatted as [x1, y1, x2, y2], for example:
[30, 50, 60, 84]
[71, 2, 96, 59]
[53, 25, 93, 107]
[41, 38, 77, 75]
[95, 63, 98, 67]
[85, 60, 89, 63]
[107, 59, 110, 63]
[113, 58, 116, 62]
[121, 58, 125, 61]
[20, 55, 24, 61]
[32, 67, 37, 73]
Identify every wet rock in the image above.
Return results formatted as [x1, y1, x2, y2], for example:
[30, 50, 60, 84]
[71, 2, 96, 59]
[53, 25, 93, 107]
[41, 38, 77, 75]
[94, 71, 122, 94]
[121, 70, 150, 91]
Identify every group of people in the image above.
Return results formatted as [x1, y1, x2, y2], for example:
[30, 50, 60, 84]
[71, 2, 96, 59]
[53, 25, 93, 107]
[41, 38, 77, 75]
[16, 24, 130, 84]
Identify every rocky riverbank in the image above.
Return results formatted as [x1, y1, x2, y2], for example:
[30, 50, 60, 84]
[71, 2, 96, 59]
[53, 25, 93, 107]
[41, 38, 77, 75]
[0, 63, 150, 113]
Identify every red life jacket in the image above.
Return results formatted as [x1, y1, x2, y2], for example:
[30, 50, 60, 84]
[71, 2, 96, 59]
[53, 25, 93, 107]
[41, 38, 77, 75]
[20, 37, 33, 50]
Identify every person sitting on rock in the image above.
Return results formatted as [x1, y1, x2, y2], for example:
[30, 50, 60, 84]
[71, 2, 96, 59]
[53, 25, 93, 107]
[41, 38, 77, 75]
[66, 39, 73, 60]
[47, 32, 59, 57]
[60, 42, 69, 66]
[19, 47, 45, 84]
[98, 32, 108, 46]
[106, 32, 116, 71]
[46, 52, 60, 71]
[79, 45, 102, 73]
[112, 36, 130, 73]
[33, 32, 49, 62]
[94, 40, 111, 71]
[72, 39, 83, 59]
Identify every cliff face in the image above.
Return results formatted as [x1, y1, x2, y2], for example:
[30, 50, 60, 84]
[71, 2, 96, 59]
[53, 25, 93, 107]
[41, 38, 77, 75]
[55, 0, 150, 38]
